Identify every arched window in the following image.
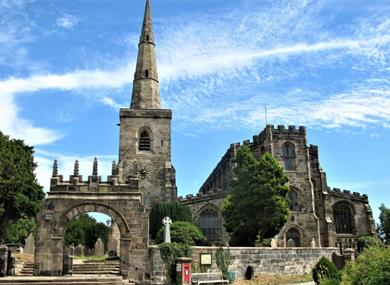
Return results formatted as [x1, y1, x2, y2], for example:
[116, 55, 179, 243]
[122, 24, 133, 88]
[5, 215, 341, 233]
[333, 201, 354, 233]
[139, 130, 151, 151]
[283, 143, 295, 171]
[286, 228, 300, 247]
[289, 190, 299, 212]
[198, 208, 220, 241]
[146, 35, 149, 41]
[144, 69, 149, 78]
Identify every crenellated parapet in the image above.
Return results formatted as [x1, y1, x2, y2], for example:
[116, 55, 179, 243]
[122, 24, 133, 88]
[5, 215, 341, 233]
[178, 190, 226, 204]
[327, 187, 368, 201]
[49, 158, 140, 193]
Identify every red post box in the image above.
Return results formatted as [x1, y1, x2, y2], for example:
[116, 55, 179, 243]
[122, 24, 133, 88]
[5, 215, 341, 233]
[176, 257, 192, 285]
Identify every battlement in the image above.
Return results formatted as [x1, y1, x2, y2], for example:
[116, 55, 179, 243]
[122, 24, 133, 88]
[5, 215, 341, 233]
[49, 158, 140, 193]
[271, 124, 306, 133]
[328, 187, 368, 200]
[178, 191, 226, 204]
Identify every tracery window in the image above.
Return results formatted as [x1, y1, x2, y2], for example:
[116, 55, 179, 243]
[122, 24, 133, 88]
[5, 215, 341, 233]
[289, 190, 299, 212]
[286, 228, 300, 247]
[283, 143, 295, 171]
[198, 208, 220, 241]
[333, 201, 354, 233]
[139, 130, 151, 151]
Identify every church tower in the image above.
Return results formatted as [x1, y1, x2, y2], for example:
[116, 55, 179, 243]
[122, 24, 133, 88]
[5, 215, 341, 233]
[118, 0, 176, 205]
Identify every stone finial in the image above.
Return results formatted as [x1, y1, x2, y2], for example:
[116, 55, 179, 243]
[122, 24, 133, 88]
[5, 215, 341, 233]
[73, 160, 79, 176]
[52, 159, 58, 177]
[112, 161, 117, 176]
[92, 157, 98, 176]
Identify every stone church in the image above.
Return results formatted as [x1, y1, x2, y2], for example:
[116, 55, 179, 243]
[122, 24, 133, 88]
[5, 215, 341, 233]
[180, 125, 376, 248]
[33, 0, 374, 280]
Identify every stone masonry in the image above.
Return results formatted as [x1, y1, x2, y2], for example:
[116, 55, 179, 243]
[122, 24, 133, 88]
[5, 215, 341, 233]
[181, 125, 376, 248]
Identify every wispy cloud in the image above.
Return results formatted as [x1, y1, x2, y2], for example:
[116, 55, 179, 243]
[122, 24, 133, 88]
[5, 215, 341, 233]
[0, 92, 62, 145]
[0, 0, 389, 142]
[56, 14, 79, 29]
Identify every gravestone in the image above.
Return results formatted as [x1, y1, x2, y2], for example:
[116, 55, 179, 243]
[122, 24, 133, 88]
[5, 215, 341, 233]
[74, 244, 85, 256]
[108, 223, 120, 257]
[24, 234, 35, 255]
[94, 238, 104, 256]
[287, 238, 295, 247]
[162, 216, 172, 243]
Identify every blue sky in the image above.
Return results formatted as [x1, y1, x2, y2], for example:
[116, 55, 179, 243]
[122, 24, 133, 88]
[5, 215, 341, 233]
[0, 0, 389, 223]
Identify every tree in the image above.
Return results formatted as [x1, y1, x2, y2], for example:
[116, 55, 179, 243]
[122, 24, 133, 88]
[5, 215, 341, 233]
[149, 202, 193, 239]
[156, 221, 204, 245]
[65, 213, 110, 250]
[222, 145, 290, 246]
[377, 204, 390, 244]
[3, 217, 36, 244]
[0, 132, 45, 241]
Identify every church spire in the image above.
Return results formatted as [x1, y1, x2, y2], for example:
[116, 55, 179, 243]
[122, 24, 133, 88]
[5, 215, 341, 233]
[131, 0, 160, 109]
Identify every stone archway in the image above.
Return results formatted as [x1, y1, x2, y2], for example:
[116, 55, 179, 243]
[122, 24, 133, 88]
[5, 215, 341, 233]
[34, 186, 149, 282]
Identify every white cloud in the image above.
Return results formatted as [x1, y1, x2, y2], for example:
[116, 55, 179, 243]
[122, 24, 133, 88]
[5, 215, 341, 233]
[56, 14, 79, 29]
[100, 96, 122, 109]
[0, 92, 61, 145]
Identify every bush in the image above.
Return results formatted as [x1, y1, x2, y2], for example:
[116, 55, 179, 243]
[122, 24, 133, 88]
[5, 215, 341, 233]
[158, 242, 192, 280]
[150, 202, 193, 239]
[156, 221, 204, 245]
[320, 279, 340, 285]
[312, 257, 340, 284]
[341, 246, 390, 285]
[216, 246, 231, 280]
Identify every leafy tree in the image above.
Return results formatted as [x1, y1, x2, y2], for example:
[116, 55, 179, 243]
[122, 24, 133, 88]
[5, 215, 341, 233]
[0, 132, 45, 241]
[377, 204, 390, 244]
[3, 217, 36, 244]
[156, 221, 204, 245]
[222, 145, 290, 246]
[65, 213, 110, 250]
[149, 202, 193, 239]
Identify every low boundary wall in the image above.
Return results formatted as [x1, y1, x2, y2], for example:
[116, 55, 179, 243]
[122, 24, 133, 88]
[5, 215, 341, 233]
[148, 246, 338, 283]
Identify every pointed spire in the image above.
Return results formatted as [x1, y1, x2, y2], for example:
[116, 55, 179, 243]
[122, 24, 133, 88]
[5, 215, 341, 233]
[73, 160, 79, 176]
[130, 0, 160, 109]
[140, 0, 155, 44]
[52, 159, 58, 177]
[92, 158, 98, 176]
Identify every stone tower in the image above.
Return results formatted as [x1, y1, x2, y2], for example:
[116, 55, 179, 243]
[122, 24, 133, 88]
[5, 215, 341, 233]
[118, 0, 176, 205]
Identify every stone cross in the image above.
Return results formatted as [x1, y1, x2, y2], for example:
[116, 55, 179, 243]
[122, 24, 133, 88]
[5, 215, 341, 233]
[162, 216, 172, 243]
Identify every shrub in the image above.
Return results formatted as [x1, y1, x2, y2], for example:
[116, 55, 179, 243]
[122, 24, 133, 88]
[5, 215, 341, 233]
[341, 245, 390, 285]
[320, 279, 340, 285]
[312, 257, 340, 284]
[150, 202, 193, 239]
[158, 242, 192, 280]
[156, 221, 204, 245]
[216, 246, 231, 280]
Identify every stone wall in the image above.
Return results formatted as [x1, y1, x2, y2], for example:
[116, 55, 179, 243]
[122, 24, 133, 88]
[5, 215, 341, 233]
[148, 246, 338, 283]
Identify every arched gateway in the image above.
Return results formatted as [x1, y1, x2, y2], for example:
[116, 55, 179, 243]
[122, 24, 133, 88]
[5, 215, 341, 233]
[35, 0, 177, 282]
[34, 162, 149, 280]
